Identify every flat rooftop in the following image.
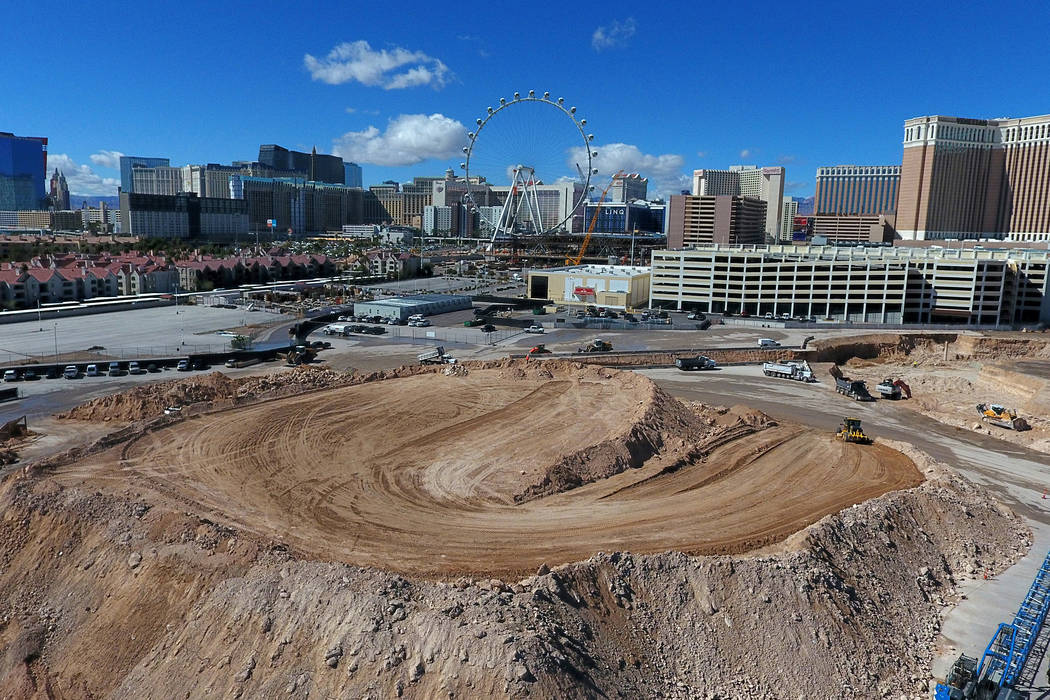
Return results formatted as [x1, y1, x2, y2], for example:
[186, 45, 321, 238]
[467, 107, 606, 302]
[538, 265, 651, 277]
[362, 294, 471, 308]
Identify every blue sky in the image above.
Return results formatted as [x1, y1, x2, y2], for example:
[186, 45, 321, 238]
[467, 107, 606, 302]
[2, 0, 1049, 198]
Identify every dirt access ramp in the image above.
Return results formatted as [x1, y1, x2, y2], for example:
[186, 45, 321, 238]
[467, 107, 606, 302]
[0, 433, 1025, 699]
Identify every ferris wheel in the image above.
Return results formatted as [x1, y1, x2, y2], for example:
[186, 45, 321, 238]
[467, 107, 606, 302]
[460, 91, 596, 246]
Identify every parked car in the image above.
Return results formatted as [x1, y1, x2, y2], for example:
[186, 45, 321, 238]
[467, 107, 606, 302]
[108, 361, 125, 376]
[128, 361, 144, 374]
[146, 363, 160, 373]
[481, 324, 497, 333]
[85, 364, 101, 377]
[525, 325, 544, 334]
[176, 360, 190, 371]
[3, 369, 18, 382]
[623, 313, 638, 322]
[63, 365, 79, 379]
[687, 312, 706, 321]
[758, 338, 781, 348]
[45, 366, 60, 379]
[764, 312, 774, 319]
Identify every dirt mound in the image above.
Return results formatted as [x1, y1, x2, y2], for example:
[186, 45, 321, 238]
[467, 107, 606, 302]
[0, 440, 1022, 698]
[57, 366, 355, 423]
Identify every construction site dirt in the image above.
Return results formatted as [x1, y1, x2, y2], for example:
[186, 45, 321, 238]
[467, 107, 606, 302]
[0, 351, 1037, 698]
[41, 364, 922, 579]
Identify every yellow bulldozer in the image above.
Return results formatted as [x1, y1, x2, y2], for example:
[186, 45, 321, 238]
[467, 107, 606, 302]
[976, 403, 1030, 431]
[837, 417, 871, 444]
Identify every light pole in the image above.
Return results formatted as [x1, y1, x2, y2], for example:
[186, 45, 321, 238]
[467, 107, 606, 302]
[53, 323, 58, 359]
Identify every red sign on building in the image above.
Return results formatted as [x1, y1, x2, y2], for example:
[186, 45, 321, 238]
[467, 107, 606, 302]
[574, 287, 596, 296]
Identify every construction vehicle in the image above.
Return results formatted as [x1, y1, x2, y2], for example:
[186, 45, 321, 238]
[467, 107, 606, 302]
[675, 355, 717, 371]
[936, 549, 1050, 699]
[762, 360, 815, 382]
[525, 344, 552, 360]
[579, 339, 613, 353]
[417, 346, 452, 365]
[876, 378, 912, 399]
[835, 376, 874, 401]
[829, 365, 874, 401]
[282, 345, 316, 366]
[976, 404, 1031, 431]
[565, 171, 626, 266]
[836, 417, 871, 444]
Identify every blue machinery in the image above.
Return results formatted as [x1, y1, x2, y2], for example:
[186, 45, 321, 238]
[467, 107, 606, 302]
[937, 550, 1050, 699]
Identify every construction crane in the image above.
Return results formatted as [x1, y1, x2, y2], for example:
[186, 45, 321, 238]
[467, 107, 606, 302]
[937, 549, 1050, 699]
[565, 171, 626, 266]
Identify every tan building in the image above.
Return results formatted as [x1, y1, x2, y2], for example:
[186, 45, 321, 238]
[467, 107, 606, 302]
[527, 264, 651, 310]
[810, 213, 896, 243]
[668, 195, 765, 248]
[692, 166, 785, 238]
[897, 113, 1050, 241]
[815, 165, 899, 215]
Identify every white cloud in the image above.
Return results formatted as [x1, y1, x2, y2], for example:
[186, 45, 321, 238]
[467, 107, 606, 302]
[569, 142, 690, 198]
[696, 150, 707, 158]
[332, 113, 466, 167]
[777, 154, 797, 164]
[89, 149, 124, 169]
[592, 18, 637, 51]
[48, 153, 120, 196]
[739, 149, 752, 159]
[304, 40, 450, 90]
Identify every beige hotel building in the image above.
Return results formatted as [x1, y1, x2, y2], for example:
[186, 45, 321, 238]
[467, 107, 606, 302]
[898, 112, 1050, 241]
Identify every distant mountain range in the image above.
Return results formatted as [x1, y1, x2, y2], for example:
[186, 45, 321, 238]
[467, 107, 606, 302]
[70, 195, 120, 209]
[793, 196, 814, 215]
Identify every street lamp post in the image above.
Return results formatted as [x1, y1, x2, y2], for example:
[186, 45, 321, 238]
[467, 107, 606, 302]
[53, 323, 58, 359]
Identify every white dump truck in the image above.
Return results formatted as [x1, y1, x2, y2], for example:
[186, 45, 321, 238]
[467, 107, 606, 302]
[418, 346, 456, 365]
[762, 360, 815, 382]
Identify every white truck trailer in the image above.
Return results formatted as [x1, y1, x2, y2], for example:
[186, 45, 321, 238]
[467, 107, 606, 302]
[762, 360, 815, 382]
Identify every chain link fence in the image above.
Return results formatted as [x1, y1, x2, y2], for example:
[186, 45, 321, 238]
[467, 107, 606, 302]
[0, 342, 232, 367]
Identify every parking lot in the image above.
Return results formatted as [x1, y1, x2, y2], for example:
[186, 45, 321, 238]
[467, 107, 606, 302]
[367, 275, 526, 298]
[0, 304, 292, 365]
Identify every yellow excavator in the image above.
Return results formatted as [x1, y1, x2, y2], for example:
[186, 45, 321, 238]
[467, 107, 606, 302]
[837, 417, 871, 444]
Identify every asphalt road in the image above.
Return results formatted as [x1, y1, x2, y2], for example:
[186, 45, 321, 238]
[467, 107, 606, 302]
[639, 365, 1050, 693]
